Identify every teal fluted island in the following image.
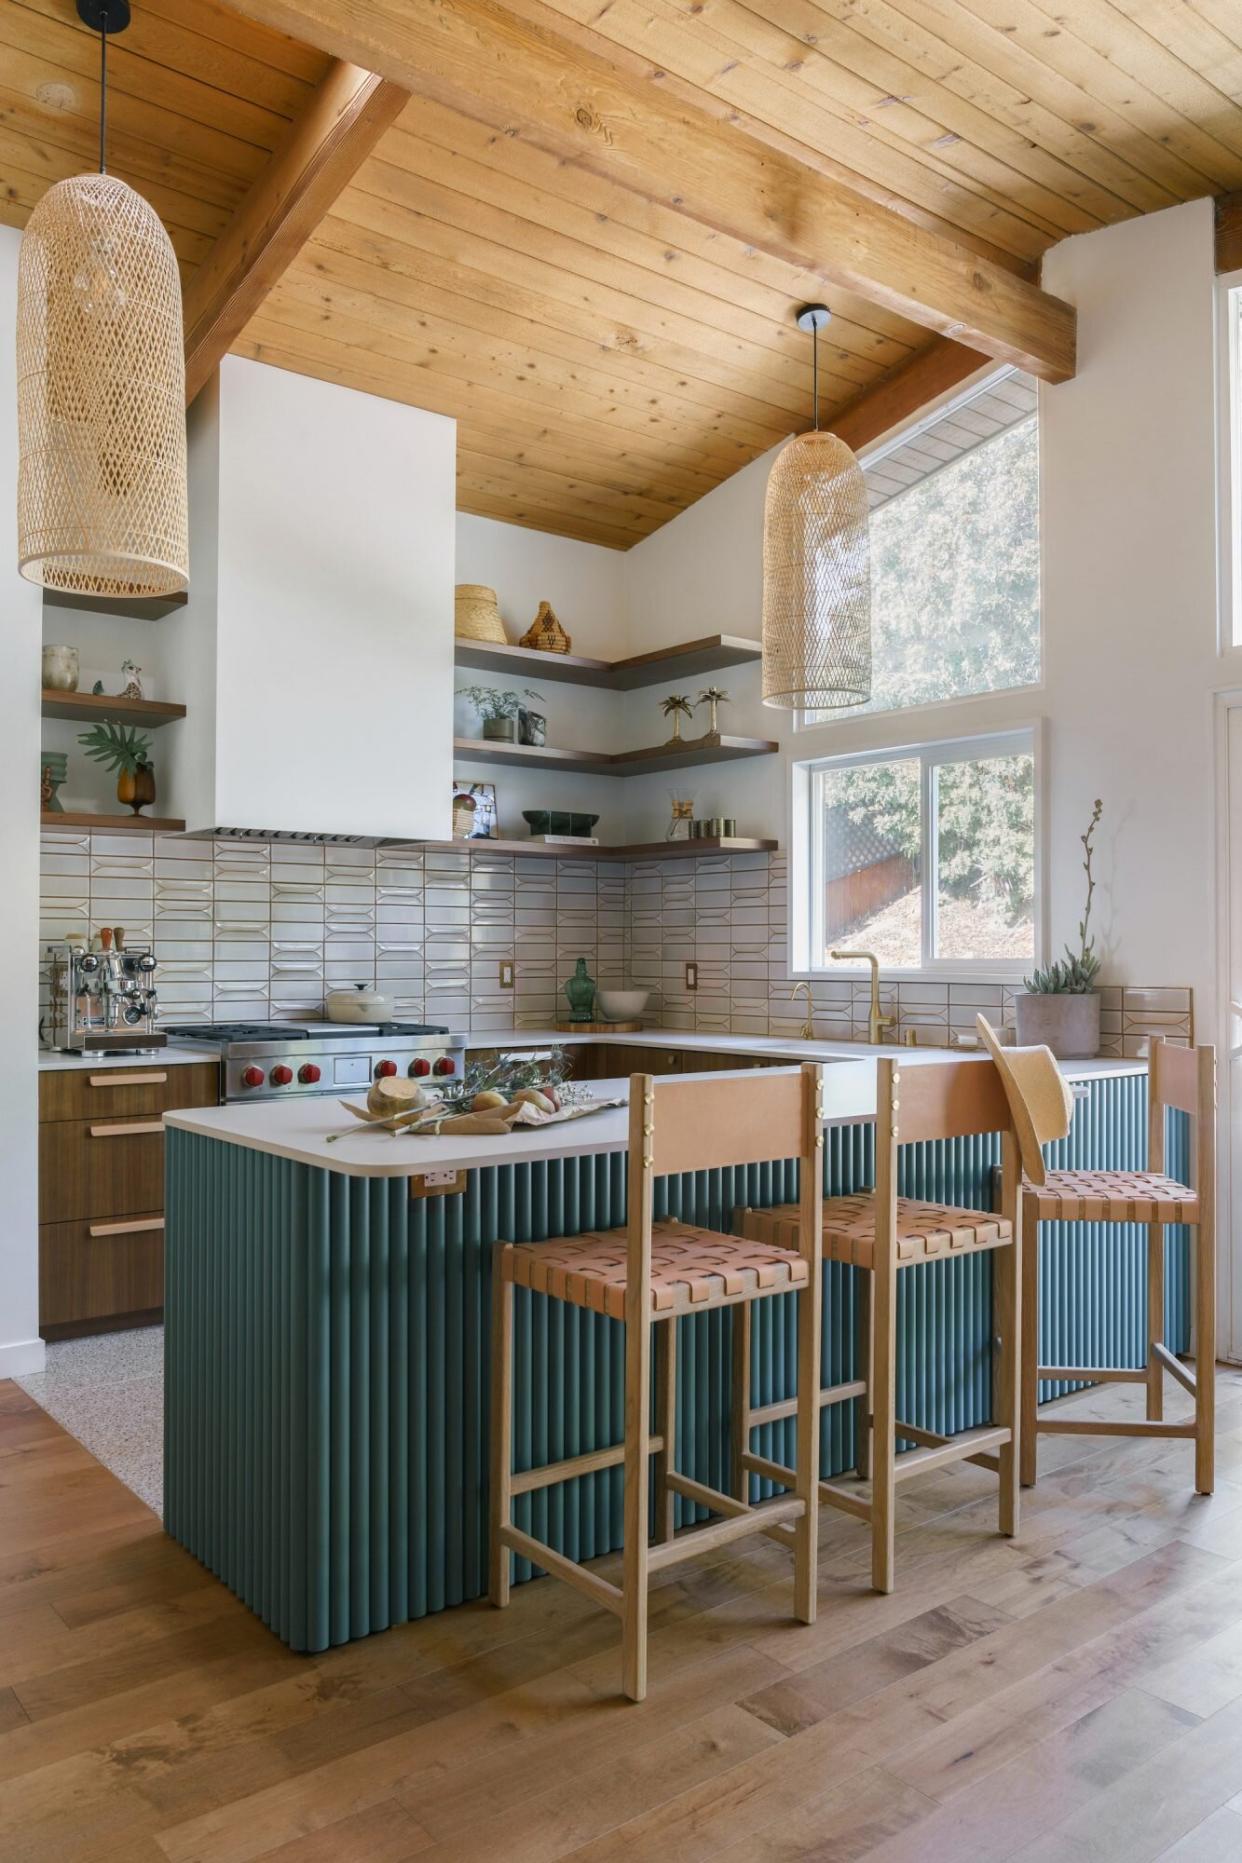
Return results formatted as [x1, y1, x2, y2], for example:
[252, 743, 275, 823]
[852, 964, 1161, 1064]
[162, 1054, 1179, 1652]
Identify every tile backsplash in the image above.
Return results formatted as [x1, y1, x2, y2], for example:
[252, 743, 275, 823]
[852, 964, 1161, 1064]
[39, 831, 1191, 1054]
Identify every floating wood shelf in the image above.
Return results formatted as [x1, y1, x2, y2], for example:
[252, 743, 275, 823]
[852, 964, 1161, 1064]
[42, 811, 186, 835]
[42, 589, 188, 621]
[454, 633, 761, 690]
[41, 690, 187, 729]
[453, 734, 777, 776]
[400, 836, 778, 862]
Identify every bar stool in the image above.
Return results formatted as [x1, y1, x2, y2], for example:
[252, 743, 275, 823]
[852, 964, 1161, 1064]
[735, 1055, 1024, 1594]
[489, 1064, 825, 1703]
[977, 1018, 1216, 1495]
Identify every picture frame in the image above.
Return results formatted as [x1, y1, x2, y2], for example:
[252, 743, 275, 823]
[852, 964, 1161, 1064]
[452, 779, 498, 840]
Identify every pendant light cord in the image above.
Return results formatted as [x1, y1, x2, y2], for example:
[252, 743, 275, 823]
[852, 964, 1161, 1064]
[98, 9, 108, 175]
[812, 320, 819, 432]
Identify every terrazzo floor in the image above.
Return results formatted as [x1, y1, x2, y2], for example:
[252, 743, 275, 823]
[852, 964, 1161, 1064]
[16, 1327, 163, 1514]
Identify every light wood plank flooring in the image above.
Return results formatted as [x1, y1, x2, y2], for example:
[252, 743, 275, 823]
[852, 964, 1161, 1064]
[5, 1371, 1242, 1861]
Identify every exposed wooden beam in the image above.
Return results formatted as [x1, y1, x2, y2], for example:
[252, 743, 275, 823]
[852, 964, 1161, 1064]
[1217, 192, 1242, 276]
[182, 60, 407, 404]
[831, 339, 993, 456]
[217, 0, 1076, 383]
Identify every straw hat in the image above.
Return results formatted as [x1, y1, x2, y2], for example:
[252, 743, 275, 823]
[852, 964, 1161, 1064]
[976, 1014, 1074, 1184]
[454, 584, 508, 644]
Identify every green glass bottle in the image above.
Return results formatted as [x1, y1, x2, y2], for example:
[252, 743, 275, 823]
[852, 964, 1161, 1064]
[563, 957, 597, 1023]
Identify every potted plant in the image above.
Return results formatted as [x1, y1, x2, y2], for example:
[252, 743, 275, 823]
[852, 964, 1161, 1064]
[77, 721, 157, 816]
[457, 685, 544, 744]
[1014, 799, 1103, 1058]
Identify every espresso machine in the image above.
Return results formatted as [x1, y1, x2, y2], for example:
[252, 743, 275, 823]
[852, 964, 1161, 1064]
[43, 929, 165, 1053]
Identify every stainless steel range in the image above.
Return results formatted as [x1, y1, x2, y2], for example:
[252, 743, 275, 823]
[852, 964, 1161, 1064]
[163, 1022, 466, 1102]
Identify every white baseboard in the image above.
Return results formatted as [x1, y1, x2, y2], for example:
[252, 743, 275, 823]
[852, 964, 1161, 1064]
[0, 1337, 46, 1379]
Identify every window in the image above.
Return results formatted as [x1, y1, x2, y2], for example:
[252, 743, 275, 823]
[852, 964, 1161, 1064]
[799, 372, 1041, 725]
[797, 730, 1038, 976]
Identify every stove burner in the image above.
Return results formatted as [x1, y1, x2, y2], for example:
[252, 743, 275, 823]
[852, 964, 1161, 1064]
[163, 1022, 310, 1042]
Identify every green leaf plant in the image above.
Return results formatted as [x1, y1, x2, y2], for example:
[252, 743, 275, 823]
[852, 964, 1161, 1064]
[77, 721, 153, 776]
[1025, 798, 1103, 994]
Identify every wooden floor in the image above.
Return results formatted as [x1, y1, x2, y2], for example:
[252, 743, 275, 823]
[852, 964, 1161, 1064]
[6, 1376, 1242, 1863]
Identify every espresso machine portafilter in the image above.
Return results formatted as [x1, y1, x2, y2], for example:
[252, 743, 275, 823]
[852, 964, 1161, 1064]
[43, 927, 166, 1053]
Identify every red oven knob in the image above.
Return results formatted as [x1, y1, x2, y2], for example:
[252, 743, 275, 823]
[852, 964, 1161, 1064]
[410, 1057, 431, 1077]
[298, 1062, 321, 1085]
[241, 1065, 264, 1089]
[433, 1055, 456, 1076]
[270, 1064, 293, 1086]
[375, 1058, 398, 1078]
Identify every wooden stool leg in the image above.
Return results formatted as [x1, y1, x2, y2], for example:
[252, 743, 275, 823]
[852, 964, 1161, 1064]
[653, 1317, 677, 1544]
[855, 1269, 873, 1481]
[730, 1299, 752, 1504]
[622, 1304, 652, 1702]
[1147, 1222, 1165, 1423]
[1195, 1218, 1216, 1496]
[489, 1256, 514, 1609]
[870, 1252, 897, 1595]
[794, 1276, 822, 1626]
[1020, 1198, 1039, 1489]
[994, 1237, 1021, 1539]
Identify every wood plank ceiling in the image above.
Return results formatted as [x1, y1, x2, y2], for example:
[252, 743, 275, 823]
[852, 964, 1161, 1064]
[5, 0, 1242, 548]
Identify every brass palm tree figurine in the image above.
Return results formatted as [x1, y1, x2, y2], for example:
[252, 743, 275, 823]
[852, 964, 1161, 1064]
[660, 693, 694, 743]
[697, 686, 730, 742]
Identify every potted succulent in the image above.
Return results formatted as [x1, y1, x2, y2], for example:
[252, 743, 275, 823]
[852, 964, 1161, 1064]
[1014, 799, 1103, 1058]
[457, 685, 544, 744]
[78, 721, 157, 816]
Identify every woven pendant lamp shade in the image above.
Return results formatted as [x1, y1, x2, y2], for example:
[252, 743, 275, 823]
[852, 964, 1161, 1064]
[763, 429, 870, 709]
[17, 172, 189, 598]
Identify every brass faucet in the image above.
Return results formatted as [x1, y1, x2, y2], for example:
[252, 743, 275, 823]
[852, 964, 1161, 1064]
[830, 949, 897, 1046]
[790, 979, 815, 1040]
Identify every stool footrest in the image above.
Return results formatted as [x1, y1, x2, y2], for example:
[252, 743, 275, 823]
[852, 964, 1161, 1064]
[647, 1495, 804, 1572]
[894, 1417, 1002, 1475]
[748, 1379, 867, 1430]
[510, 1435, 664, 1496]
[1038, 1418, 1197, 1440]
[891, 1425, 1011, 1483]
[667, 1469, 803, 1553]
[1152, 1343, 1197, 1395]
[819, 1478, 873, 1523]
[499, 1525, 624, 1616]
[1038, 1365, 1146, 1385]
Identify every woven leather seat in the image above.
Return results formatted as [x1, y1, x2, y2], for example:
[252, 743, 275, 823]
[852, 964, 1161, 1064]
[502, 1219, 809, 1321]
[741, 1193, 1013, 1271]
[1024, 1169, 1198, 1224]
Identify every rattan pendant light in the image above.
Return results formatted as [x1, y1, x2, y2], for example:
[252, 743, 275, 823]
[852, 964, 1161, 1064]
[762, 304, 870, 710]
[17, 0, 188, 599]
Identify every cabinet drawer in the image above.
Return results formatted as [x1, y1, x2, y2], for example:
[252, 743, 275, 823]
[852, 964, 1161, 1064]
[38, 1118, 166, 1225]
[39, 1213, 164, 1329]
[39, 1062, 218, 1125]
[597, 1044, 685, 1076]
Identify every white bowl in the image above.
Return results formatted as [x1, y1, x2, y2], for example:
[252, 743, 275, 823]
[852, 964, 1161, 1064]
[596, 988, 650, 1021]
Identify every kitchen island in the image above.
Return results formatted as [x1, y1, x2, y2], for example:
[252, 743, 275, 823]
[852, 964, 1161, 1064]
[163, 1049, 1183, 1651]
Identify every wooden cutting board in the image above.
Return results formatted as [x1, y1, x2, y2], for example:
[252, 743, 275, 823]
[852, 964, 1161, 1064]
[555, 1020, 644, 1034]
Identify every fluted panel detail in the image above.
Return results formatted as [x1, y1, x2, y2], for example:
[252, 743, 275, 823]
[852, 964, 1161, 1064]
[164, 1075, 1159, 1650]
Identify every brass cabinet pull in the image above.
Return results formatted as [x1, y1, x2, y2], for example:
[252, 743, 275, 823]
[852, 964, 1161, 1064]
[88, 1216, 165, 1238]
[88, 1121, 164, 1138]
[89, 1072, 168, 1087]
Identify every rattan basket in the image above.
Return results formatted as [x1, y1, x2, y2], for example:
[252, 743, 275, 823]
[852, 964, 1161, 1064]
[519, 600, 572, 654]
[454, 584, 508, 644]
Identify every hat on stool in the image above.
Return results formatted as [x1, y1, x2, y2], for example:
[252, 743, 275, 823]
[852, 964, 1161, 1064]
[976, 1014, 1074, 1184]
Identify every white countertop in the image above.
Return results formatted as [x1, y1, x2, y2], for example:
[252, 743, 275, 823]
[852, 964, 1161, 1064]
[39, 1043, 220, 1071]
[164, 1046, 1143, 1179]
[468, 1025, 1142, 1077]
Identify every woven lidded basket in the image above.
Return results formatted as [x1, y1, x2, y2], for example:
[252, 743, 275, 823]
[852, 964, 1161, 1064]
[454, 584, 508, 644]
[519, 600, 572, 654]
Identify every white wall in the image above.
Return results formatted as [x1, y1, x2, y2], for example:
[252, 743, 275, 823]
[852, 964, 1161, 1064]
[200, 358, 457, 841]
[1040, 199, 1221, 1028]
[2, 225, 46, 1375]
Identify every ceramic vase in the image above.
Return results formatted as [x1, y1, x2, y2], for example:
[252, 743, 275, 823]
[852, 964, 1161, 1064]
[563, 957, 597, 1023]
[1012, 991, 1100, 1059]
[42, 646, 79, 692]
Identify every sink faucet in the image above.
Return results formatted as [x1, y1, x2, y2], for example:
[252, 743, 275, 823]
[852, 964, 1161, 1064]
[790, 980, 815, 1040]
[830, 949, 897, 1046]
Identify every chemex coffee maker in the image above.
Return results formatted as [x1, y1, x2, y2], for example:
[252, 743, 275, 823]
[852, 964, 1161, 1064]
[43, 927, 165, 1054]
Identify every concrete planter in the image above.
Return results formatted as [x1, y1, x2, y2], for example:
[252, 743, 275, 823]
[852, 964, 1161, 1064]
[1013, 991, 1101, 1059]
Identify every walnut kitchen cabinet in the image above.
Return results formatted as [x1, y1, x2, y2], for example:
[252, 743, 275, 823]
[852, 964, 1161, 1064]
[38, 1063, 218, 1338]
